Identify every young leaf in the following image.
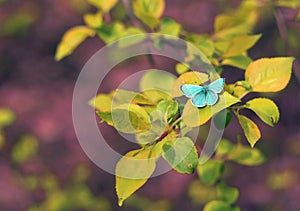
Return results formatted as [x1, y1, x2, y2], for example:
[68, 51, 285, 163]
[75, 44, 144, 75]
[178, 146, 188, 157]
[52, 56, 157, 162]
[132, 0, 165, 29]
[162, 137, 198, 174]
[175, 63, 190, 75]
[89, 93, 112, 112]
[96, 111, 113, 126]
[217, 182, 239, 204]
[172, 71, 209, 97]
[112, 104, 151, 134]
[140, 69, 176, 95]
[228, 144, 265, 166]
[182, 92, 240, 127]
[159, 17, 181, 37]
[221, 55, 252, 70]
[142, 89, 172, 103]
[216, 139, 235, 157]
[223, 34, 262, 57]
[117, 27, 146, 48]
[157, 99, 178, 119]
[96, 22, 125, 44]
[245, 57, 295, 92]
[237, 114, 261, 148]
[83, 12, 103, 28]
[204, 200, 240, 211]
[116, 148, 156, 206]
[87, 0, 118, 13]
[55, 26, 95, 61]
[245, 98, 280, 126]
[197, 160, 224, 186]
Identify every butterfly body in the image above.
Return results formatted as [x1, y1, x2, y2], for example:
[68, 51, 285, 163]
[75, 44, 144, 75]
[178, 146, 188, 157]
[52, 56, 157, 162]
[180, 78, 225, 107]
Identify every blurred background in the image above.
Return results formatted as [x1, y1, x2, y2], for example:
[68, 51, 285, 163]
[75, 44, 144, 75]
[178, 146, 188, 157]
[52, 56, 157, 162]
[0, 0, 300, 210]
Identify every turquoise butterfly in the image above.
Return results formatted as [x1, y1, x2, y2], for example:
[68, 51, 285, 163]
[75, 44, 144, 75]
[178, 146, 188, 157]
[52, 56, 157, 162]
[180, 78, 225, 107]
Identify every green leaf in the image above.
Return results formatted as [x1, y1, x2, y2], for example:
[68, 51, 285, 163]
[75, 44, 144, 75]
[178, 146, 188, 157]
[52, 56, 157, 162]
[159, 17, 181, 37]
[142, 89, 172, 103]
[198, 160, 224, 186]
[223, 34, 261, 57]
[87, 0, 118, 13]
[172, 71, 209, 97]
[217, 182, 239, 204]
[237, 114, 261, 148]
[83, 12, 103, 28]
[117, 27, 146, 47]
[213, 1, 258, 39]
[222, 55, 252, 70]
[213, 109, 232, 130]
[96, 111, 113, 126]
[11, 135, 39, 164]
[55, 26, 95, 61]
[140, 69, 176, 95]
[0, 108, 15, 127]
[204, 200, 240, 211]
[116, 148, 156, 206]
[132, 0, 165, 29]
[245, 57, 295, 92]
[112, 104, 151, 134]
[135, 111, 166, 145]
[182, 92, 240, 127]
[157, 100, 178, 119]
[96, 22, 125, 44]
[216, 139, 235, 157]
[228, 144, 265, 166]
[162, 137, 198, 174]
[245, 98, 280, 126]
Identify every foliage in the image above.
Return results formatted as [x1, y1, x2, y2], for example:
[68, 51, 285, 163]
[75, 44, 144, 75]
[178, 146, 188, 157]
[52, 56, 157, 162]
[55, 0, 297, 209]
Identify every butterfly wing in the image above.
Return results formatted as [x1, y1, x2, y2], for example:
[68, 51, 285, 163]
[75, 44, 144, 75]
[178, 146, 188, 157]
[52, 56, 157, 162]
[180, 84, 204, 97]
[191, 91, 206, 107]
[208, 78, 225, 94]
[206, 90, 218, 106]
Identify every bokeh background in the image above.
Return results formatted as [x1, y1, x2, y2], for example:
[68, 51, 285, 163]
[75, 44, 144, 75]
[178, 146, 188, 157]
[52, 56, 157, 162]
[0, 0, 300, 210]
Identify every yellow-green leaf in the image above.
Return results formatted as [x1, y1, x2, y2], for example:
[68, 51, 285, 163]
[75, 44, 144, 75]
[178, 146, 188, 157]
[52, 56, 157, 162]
[97, 22, 125, 44]
[140, 69, 176, 95]
[88, 93, 112, 112]
[112, 104, 151, 133]
[132, 0, 165, 29]
[198, 160, 224, 186]
[116, 148, 156, 206]
[245, 98, 280, 126]
[159, 17, 181, 37]
[162, 137, 198, 174]
[228, 143, 265, 166]
[182, 92, 240, 127]
[55, 26, 95, 61]
[83, 11, 103, 28]
[11, 135, 39, 164]
[245, 57, 295, 92]
[237, 115, 261, 148]
[87, 0, 118, 13]
[222, 55, 252, 70]
[172, 71, 209, 97]
[0, 108, 15, 127]
[204, 200, 240, 211]
[175, 63, 190, 75]
[223, 34, 261, 57]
